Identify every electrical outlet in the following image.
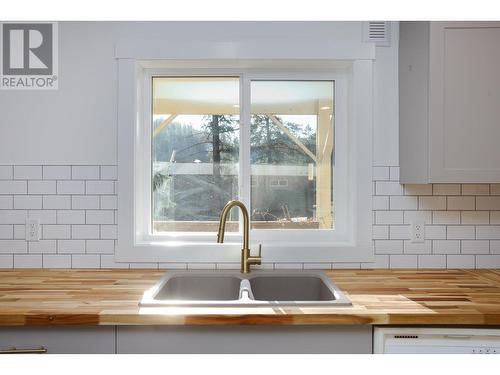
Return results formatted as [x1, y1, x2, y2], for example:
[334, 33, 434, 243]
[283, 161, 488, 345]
[25, 218, 40, 241]
[410, 220, 425, 243]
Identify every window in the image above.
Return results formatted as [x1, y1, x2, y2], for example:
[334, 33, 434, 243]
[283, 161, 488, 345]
[117, 59, 373, 264]
[152, 77, 240, 233]
[151, 78, 335, 234]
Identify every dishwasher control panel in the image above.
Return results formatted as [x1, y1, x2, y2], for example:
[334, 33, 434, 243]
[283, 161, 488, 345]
[374, 327, 500, 354]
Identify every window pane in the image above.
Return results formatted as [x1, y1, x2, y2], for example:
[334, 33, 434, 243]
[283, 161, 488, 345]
[250, 81, 335, 229]
[152, 77, 239, 233]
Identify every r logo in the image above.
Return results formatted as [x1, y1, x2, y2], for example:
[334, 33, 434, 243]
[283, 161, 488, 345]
[2, 23, 53, 75]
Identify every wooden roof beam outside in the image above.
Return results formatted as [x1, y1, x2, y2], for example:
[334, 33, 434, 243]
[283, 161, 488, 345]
[153, 114, 178, 138]
[267, 114, 318, 164]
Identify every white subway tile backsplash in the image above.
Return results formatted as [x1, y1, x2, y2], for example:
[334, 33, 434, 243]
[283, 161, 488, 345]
[0, 196, 13, 209]
[433, 184, 461, 196]
[390, 255, 418, 268]
[43, 195, 71, 209]
[418, 255, 446, 268]
[14, 254, 42, 268]
[85, 181, 114, 195]
[57, 240, 85, 254]
[100, 225, 117, 239]
[447, 225, 475, 239]
[373, 196, 389, 210]
[57, 180, 85, 194]
[375, 240, 403, 254]
[375, 181, 404, 196]
[389, 196, 418, 210]
[0, 225, 13, 239]
[13, 225, 25, 239]
[43, 166, 71, 180]
[28, 180, 56, 194]
[86, 210, 114, 224]
[72, 166, 99, 180]
[433, 240, 461, 254]
[13, 195, 42, 209]
[28, 240, 56, 254]
[404, 210, 432, 224]
[461, 240, 490, 255]
[373, 225, 389, 240]
[491, 240, 500, 254]
[433, 211, 460, 225]
[2, 164, 500, 270]
[28, 210, 56, 224]
[71, 225, 99, 239]
[0, 240, 27, 254]
[100, 166, 117, 180]
[476, 226, 500, 240]
[43, 225, 71, 239]
[404, 240, 432, 254]
[419, 196, 446, 210]
[491, 212, 500, 224]
[0, 210, 27, 224]
[43, 254, 71, 268]
[0, 254, 13, 268]
[447, 255, 475, 268]
[57, 210, 85, 224]
[389, 225, 410, 240]
[491, 184, 500, 196]
[462, 184, 490, 196]
[425, 225, 446, 240]
[72, 254, 100, 268]
[0, 181, 27, 194]
[476, 255, 500, 268]
[72, 196, 99, 209]
[14, 166, 42, 180]
[0, 166, 13, 180]
[461, 211, 489, 225]
[375, 211, 403, 225]
[86, 239, 114, 254]
[404, 184, 432, 196]
[100, 196, 117, 210]
[476, 197, 500, 210]
[447, 196, 475, 211]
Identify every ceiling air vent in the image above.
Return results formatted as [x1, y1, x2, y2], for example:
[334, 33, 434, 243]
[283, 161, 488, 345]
[363, 21, 391, 47]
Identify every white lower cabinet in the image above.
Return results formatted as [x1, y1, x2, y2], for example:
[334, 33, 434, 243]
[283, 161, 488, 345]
[116, 325, 373, 354]
[0, 327, 115, 354]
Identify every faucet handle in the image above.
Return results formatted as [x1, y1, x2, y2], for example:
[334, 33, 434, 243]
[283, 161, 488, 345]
[257, 244, 262, 258]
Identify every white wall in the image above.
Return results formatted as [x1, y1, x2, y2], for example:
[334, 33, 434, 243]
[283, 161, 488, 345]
[0, 21, 399, 166]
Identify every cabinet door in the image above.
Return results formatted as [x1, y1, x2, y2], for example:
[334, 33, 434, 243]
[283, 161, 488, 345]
[429, 22, 500, 182]
[116, 325, 372, 354]
[0, 327, 115, 354]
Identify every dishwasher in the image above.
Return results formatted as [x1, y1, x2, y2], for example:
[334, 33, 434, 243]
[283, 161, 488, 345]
[374, 327, 500, 354]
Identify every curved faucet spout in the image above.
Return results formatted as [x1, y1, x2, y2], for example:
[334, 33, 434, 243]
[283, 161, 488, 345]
[217, 200, 260, 273]
[217, 200, 249, 249]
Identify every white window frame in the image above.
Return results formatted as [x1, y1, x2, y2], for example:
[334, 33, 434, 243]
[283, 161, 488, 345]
[117, 59, 374, 264]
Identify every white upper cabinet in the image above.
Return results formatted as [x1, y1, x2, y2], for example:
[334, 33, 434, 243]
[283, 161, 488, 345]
[400, 21, 500, 183]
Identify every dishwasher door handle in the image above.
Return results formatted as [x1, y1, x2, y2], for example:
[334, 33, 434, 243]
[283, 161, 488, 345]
[0, 346, 48, 354]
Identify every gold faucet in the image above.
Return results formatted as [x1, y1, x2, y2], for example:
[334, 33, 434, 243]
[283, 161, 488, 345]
[217, 200, 262, 273]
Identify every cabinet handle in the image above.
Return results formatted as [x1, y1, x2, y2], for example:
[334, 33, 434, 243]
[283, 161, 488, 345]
[0, 346, 47, 354]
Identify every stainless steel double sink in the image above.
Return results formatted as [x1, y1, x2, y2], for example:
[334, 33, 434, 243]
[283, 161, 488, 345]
[140, 271, 352, 307]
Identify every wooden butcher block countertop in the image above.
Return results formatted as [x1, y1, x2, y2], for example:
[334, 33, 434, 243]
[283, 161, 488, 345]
[1, 269, 500, 326]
